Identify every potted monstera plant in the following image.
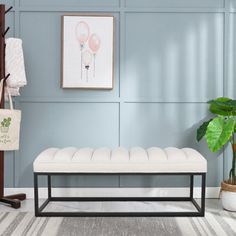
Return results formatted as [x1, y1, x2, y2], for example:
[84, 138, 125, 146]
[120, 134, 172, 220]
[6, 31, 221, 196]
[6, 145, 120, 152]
[197, 97, 236, 211]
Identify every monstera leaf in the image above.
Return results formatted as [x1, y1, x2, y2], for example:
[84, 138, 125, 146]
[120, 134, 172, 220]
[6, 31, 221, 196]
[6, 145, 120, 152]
[206, 117, 235, 152]
[208, 97, 236, 116]
[197, 119, 213, 142]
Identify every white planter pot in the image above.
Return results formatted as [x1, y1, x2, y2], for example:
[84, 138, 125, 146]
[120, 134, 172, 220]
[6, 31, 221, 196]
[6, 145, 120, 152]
[0, 127, 9, 133]
[221, 190, 236, 212]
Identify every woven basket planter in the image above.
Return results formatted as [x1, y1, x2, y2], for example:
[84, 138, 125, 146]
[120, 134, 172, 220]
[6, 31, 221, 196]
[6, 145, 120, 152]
[221, 180, 236, 211]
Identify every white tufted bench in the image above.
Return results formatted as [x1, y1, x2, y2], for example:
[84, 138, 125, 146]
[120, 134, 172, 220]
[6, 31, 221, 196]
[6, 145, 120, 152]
[33, 147, 207, 217]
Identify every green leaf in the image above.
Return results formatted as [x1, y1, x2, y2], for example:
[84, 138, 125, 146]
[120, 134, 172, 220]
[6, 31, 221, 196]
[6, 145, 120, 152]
[208, 97, 236, 116]
[207, 97, 232, 104]
[206, 117, 235, 152]
[197, 119, 213, 142]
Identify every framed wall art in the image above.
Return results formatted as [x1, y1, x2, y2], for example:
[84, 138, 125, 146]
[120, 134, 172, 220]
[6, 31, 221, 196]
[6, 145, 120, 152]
[61, 15, 114, 89]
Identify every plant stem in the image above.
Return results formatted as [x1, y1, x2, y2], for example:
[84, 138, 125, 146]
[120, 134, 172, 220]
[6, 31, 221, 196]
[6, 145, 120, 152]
[231, 133, 236, 184]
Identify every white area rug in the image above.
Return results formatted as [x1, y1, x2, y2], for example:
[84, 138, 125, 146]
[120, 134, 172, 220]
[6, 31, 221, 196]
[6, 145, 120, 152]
[0, 209, 236, 236]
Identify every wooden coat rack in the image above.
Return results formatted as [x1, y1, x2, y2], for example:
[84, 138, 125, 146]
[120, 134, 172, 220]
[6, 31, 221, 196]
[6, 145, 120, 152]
[0, 4, 26, 209]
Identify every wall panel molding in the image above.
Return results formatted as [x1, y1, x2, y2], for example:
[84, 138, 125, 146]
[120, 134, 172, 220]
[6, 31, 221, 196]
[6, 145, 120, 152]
[0, 0, 232, 187]
[20, 0, 120, 8]
[125, 0, 225, 9]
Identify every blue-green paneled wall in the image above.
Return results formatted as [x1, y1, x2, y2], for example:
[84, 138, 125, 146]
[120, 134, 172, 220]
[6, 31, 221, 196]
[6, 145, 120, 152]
[1, 0, 235, 188]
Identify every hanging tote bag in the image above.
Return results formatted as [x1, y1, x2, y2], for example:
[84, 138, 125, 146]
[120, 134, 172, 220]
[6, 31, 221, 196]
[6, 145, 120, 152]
[0, 79, 21, 150]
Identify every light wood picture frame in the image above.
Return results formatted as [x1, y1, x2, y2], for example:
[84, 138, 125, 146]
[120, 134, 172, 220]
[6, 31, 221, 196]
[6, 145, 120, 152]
[61, 14, 114, 89]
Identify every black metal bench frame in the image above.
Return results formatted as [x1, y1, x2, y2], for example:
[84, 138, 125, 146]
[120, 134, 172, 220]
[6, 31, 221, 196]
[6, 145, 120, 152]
[34, 172, 206, 217]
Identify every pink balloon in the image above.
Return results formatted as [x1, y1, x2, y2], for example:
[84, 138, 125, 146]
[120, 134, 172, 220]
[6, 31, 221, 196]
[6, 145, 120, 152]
[75, 21, 90, 45]
[89, 34, 101, 53]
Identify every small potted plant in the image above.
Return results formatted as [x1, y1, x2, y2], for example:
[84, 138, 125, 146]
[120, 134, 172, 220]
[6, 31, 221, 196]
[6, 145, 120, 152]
[197, 97, 236, 211]
[1, 117, 11, 133]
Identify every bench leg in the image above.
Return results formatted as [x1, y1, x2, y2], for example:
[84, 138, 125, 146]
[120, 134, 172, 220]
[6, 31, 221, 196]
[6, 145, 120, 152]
[191, 173, 206, 216]
[34, 173, 39, 217]
[190, 174, 194, 200]
[200, 173, 206, 216]
[48, 175, 51, 199]
[34, 173, 52, 216]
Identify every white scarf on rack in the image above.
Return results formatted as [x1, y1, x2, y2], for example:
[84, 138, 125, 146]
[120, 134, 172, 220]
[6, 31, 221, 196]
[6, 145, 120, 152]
[5, 38, 27, 97]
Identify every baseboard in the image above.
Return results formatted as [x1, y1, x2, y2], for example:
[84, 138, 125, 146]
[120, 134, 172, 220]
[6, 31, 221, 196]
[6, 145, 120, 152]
[4, 187, 220, 199]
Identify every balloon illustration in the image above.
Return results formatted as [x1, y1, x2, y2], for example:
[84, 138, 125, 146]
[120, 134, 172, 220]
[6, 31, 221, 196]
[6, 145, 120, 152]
[75, 21, 90, 46]
[82, 50, 92, 82]
[75, 21, 90, 80]
[89, 34, 101, 78]
[89, 34, 101, 53]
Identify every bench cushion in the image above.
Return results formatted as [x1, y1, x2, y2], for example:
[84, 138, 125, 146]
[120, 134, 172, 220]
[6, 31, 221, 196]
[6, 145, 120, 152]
[33, 147, 207, 173]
